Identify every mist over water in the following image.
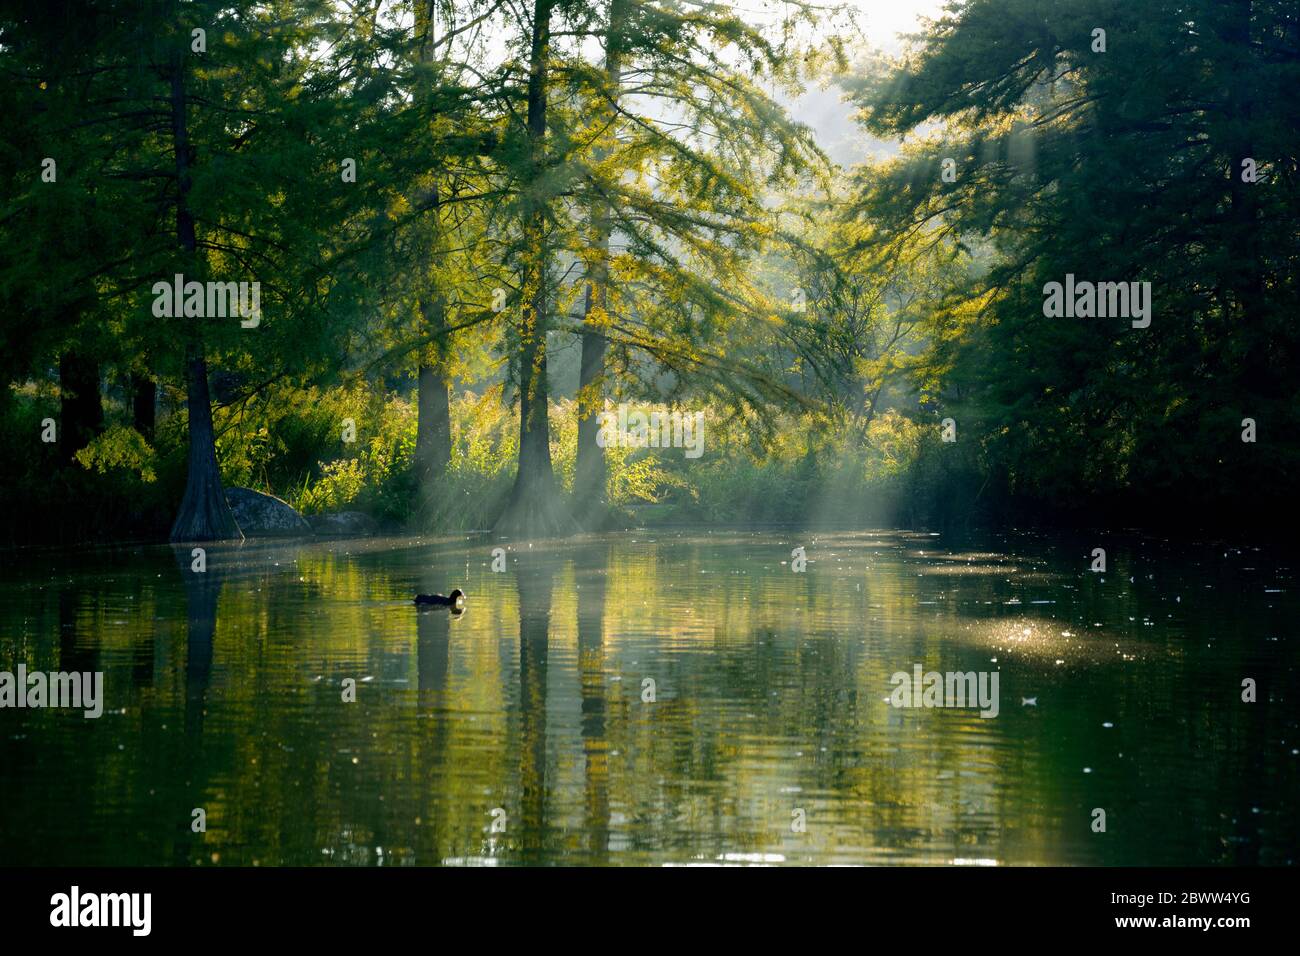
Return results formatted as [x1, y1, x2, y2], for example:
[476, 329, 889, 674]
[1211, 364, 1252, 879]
[2, 530, 1294, 866]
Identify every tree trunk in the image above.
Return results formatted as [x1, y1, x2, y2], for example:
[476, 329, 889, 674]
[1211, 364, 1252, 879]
[167, 51, 240, 542]
[494, 0, 575, 537]
[171, 349, 241, 541]
[574, 288, 608, 512]
[412, 12, 456, 524]
[573, 0, 628, 523]
[58, 351, 103, 465]
[131, 373, 156, 441]
[414, 295, 452, 519]
[496, 286, 573, 535]
[415, 359, 451, 484]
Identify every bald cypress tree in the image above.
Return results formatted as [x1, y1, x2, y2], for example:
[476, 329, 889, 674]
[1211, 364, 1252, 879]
[494, 0, 831, 534]
[492, 0, 578, 536]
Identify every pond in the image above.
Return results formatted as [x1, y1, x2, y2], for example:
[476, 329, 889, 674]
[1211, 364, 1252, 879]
[1, 530, 1295, 866]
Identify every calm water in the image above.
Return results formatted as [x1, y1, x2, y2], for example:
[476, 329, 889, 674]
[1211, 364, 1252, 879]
[1, 530, 1296, 866]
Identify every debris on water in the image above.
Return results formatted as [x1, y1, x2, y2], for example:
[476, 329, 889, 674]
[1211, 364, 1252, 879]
[1021, 697, 1037, 706]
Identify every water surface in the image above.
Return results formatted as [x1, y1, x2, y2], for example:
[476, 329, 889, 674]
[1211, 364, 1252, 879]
[1, 530, 1295, 865]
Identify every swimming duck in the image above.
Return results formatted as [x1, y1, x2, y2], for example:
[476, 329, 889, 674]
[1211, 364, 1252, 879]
[414, 588, 466, 611]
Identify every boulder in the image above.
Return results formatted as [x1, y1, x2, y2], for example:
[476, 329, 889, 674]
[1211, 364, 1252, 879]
[309, 511, 379, 536]
[225, 487, 313, 537]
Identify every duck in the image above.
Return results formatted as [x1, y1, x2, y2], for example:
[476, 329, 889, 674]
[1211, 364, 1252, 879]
[414, 588, 466, 611]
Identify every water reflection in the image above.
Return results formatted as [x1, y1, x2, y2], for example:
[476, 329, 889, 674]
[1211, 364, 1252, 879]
[0, 531, 1296, 866]
[576, 540, 611, 864]
[514, 558, 551, 863]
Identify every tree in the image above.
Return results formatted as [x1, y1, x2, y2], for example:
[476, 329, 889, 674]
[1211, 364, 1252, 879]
[561, 0, 837, 523]
[849, 0, 1300, 522]
[491, 0, 577, 536]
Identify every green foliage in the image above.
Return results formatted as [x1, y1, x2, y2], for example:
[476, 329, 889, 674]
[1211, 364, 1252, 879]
[0, 386, 177, 546]
[296, 394, 417, 522]
[846, 0, 1300, 524]
[74, 425, 157, 483]
[2, 0, 1295, 544]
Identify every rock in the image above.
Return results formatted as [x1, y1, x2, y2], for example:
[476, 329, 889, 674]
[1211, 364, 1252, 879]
[225, 487, 313, 537]
[309, 511, 379, 536]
